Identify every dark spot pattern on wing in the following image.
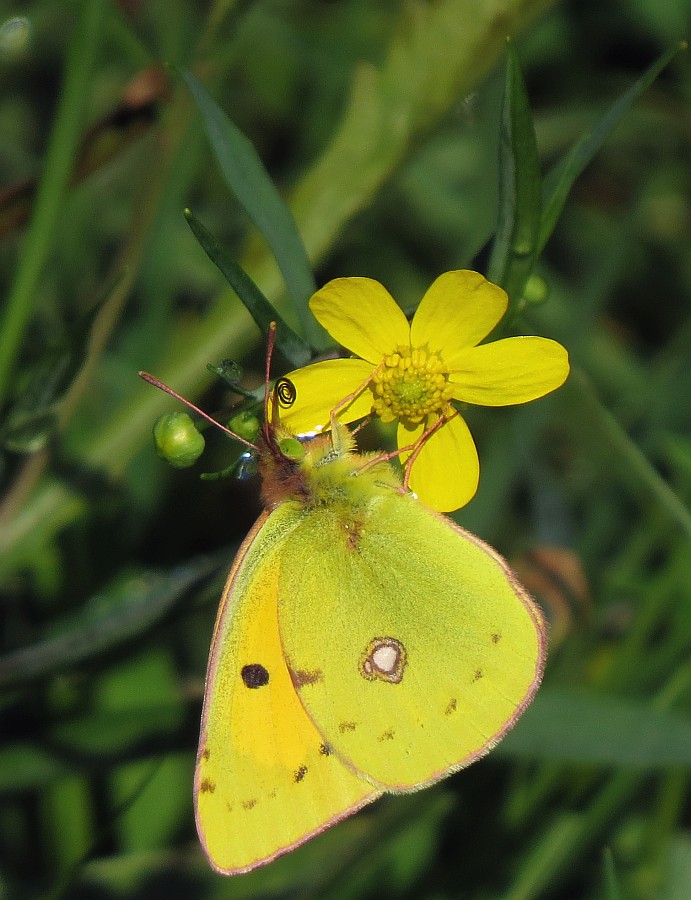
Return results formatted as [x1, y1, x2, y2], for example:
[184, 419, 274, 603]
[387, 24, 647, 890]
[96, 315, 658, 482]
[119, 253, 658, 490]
[241, 663, 270, 688]
[291, 667, 324, 687]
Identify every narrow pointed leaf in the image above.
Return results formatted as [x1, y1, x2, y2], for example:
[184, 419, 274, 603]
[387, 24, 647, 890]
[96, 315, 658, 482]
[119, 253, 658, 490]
[177, 67, 324, 346]
[539, 42, 687, 252]
[185, 210, 312, 368]
[487, 42, 542, 308]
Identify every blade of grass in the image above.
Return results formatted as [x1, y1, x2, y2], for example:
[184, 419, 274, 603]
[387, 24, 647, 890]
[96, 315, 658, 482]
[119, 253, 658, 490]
[505, 774, 642, 900]
[499, 688, 691, 767]
[184, 209, 312, 367]
[176, 66, 324, 346]
[0, 0, 108, 409]
[569, 369, 691, 539]
[504, 664, 691, 899]
[487, 42, 542, 310]
[539, 42, 687, 253]
[602, 848, 621, 900]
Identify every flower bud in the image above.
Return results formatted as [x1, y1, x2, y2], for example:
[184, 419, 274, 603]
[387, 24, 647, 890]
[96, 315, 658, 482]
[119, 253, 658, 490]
[153, 412, 205, 468]
[228, 410, 260, 444]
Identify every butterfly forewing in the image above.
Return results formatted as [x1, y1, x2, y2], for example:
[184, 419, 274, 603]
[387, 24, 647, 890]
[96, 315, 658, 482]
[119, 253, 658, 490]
[195, 507, 379, 875]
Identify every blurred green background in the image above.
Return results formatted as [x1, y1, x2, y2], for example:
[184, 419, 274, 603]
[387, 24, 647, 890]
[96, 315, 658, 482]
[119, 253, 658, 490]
[1, 1, 690, 897]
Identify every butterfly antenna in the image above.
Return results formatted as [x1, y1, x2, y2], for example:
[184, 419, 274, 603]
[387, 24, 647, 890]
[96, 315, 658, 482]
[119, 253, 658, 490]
[138, 371, 259, 452]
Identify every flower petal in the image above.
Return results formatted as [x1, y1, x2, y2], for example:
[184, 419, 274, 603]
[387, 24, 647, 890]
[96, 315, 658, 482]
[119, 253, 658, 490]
[398, 414, 480, 512]
[410, 270, 508, 361]
[279, 358, 375, 433]
[449, 337, 570, 406]
[310, 277, 410, 364]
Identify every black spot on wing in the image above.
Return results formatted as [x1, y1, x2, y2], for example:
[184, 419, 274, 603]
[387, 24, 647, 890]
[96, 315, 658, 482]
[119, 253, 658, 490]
[241, 663, 270, 688]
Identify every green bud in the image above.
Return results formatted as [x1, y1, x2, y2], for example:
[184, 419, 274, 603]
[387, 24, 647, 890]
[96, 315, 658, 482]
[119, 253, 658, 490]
[228, 410, 260, 444]
[153, 412, 205, 468]
[521, 274, 549, 307]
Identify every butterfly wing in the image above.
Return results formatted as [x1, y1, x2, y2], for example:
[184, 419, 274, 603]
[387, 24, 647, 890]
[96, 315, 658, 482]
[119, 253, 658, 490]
[195, 507, 380, 875]
[278, 491, 546, 791]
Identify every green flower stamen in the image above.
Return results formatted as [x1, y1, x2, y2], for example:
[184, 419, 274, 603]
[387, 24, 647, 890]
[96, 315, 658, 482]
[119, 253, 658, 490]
[371, 346, 454, 425]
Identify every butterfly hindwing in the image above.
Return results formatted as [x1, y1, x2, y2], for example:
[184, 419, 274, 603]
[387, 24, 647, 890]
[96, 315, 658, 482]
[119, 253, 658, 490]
[278, 489, 546, 791]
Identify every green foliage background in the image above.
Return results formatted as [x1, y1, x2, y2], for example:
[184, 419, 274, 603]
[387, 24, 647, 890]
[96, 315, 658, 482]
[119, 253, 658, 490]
[0, 1, 690, 897]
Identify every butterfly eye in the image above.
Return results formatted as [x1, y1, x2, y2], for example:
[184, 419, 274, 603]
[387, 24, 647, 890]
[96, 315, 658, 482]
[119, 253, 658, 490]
[275, 377, 297, 408]
[278, 437, 306, 462]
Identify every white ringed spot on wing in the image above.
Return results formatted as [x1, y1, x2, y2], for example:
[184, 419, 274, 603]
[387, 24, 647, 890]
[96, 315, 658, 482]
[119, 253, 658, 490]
[360, 637, 407, 684]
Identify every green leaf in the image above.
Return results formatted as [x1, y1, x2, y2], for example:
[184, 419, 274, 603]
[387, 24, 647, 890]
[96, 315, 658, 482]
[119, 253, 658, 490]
[499, 688, 691, 767]
[539, 42, 687, 253]
[0, 555, 223, 690]
[0, 0, 109, 409]
[487, 41, 542, 309]
[185, 209, 312, 368]
[176, 67, 324, 346]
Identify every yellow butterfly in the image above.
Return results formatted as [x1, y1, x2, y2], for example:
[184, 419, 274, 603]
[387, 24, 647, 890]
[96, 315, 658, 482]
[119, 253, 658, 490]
[186, 384, 547, 875]
[141, 343, 546, 876]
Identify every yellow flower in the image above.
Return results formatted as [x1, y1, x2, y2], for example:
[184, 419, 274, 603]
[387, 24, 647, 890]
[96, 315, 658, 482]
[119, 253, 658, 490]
[280, 270, 569, 512]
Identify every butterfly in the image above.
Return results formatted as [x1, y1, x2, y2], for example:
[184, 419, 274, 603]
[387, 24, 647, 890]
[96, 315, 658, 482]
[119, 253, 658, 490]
[141, 335, 546, 876]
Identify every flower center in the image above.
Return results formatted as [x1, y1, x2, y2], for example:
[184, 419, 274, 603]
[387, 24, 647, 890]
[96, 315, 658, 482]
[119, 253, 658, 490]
[370, 346, 454, 425]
